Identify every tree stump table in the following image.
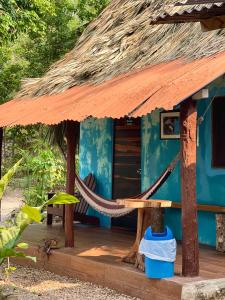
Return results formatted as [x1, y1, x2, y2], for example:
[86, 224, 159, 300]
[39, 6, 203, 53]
[117, 199, 172, 271]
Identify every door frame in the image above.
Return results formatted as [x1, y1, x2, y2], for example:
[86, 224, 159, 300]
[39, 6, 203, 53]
[112, 117, 142, 200]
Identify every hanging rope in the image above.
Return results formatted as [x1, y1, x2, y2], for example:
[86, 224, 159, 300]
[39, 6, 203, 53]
[196, 78, 225, 146]
[197, 77, 225, 126]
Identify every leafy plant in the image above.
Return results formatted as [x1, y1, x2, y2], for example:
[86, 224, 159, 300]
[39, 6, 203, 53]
[22, 145, 66, 207]
[0, 0, 109, 107]
[3, 127, 66, 207]
[0, 161, 79, 278]
[0, 0, 56, 45]
[0, 159, 22, 200]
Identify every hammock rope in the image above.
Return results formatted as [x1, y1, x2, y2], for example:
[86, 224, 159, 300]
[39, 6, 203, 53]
[75, 153, 180, 218]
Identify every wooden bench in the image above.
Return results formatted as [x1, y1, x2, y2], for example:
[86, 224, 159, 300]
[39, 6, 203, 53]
[172, 201, 225, 253]
[47, 173, 99, 226]
[172, 202, 225, 213]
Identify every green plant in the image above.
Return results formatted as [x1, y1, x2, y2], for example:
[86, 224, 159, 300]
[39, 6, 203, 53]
[0, 0, 56, 45]
[3, 126, 66, 206]
[22, 146, 66, 207]
[0, 0, 109, 107]
[0, 160, 79, 278]
[0, 159, 22, 200]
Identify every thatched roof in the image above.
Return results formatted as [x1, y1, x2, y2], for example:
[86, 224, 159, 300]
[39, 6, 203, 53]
[18, 0, 225, 98]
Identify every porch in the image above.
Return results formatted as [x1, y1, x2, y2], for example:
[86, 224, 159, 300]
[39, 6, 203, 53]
[16, 223, 225, 300]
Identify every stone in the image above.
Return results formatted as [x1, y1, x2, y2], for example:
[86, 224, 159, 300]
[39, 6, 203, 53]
[5, 296, 18, 300]
[216, 213, 225, 252]
[0, 294, 18, 300]
[182, 278, 225, 300]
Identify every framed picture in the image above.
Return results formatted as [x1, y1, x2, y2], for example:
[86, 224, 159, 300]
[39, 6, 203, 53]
[160, 111, 180, 139]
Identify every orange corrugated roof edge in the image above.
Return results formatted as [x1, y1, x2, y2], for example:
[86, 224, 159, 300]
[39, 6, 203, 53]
[1, 52, 225, 127]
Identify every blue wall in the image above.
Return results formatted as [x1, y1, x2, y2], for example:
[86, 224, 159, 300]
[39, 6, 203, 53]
[79, 78, 225, 245]
[79, 118, 113, 228]
[142, 78, 225, 246]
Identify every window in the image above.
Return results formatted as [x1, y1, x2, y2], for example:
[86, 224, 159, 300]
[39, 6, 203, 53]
[212, 97, 225, 168]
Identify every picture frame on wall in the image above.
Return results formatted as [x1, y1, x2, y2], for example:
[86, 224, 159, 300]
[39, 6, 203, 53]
[160, 111, 180, 140]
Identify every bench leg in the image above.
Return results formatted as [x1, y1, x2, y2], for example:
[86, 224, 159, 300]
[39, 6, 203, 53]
[47, 193, 55, 226]
[47, 204, 53, 225]
[62, 205, 65, 228]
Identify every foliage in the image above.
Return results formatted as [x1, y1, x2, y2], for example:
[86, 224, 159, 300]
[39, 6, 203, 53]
[0, 162, 20, 222]
[0, 41, 28, 104]
[22, 146, 66, 207]
[0, 159, 22, 200]
[0, 0, 108, 46]
[75, 0, 109, 31]
[0, 192, 79, 272]
[3, 126, 65, 207]
[0, 161, 79, 275]
[20, 1, 77, 78]
[0, 0, 109, 104]
[0, 0, 56, 44]
[0, 159, 33, 269]
[3, 126, 43, 168]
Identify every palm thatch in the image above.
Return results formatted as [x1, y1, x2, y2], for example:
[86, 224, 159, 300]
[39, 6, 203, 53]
[17, 0, 225, 98]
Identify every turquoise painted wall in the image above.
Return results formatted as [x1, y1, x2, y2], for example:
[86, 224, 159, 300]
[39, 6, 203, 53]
[79, 78, 225, 245]
[79, 118, 113, 228]
[141, 78, 225, 246]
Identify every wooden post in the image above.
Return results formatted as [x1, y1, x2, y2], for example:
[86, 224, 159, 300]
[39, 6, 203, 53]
[0, 128, 3, 221]
[65, 121, 79, 247]
[180, 99, 199, 277]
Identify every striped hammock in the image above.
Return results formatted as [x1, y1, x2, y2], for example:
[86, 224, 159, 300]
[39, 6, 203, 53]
[75, 153, 180, 218]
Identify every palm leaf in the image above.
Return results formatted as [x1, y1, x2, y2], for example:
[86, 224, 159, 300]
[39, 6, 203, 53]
[0, 158, 22, 201]
[0, 248, 36, 263]
[44, 192, 79, 207]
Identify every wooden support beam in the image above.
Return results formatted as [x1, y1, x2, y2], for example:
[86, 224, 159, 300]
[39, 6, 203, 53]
[65, 121, 79, 248]
[201, 16, 225, 32]
[192, 89, 209, 100]
[180, 99, 199, 277]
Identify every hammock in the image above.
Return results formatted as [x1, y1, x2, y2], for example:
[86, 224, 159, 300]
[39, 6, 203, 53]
[75, 153, 180, 218]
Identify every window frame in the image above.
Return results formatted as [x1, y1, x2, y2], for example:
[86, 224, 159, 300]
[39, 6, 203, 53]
[212, 96, 225, 169]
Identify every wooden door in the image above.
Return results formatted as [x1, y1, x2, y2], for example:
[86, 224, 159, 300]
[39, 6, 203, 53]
[112, 118, 141, 229]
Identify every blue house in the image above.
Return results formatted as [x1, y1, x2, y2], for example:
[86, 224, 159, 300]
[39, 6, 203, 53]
[1, 0, 225, 278]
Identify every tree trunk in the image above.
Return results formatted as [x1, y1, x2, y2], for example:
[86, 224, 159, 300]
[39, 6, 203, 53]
[180, 99, 199, 277]
[123, 207, 164, 271]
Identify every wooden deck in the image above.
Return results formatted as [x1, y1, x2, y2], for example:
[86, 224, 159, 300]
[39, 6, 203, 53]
[16, 223, 225, 300]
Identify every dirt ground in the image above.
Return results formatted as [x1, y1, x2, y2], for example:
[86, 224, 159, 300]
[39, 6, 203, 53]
[0, 265, 139, 300]
[0, 188, 23, 222]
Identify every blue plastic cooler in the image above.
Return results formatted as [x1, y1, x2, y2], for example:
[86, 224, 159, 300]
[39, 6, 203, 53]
[143, 226, 175, 279]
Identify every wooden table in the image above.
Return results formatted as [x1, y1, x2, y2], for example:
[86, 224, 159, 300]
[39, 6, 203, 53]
[117, 199, 172, 270]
